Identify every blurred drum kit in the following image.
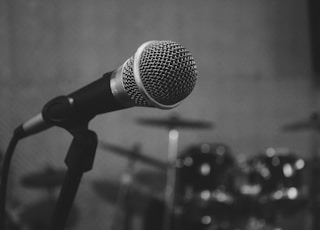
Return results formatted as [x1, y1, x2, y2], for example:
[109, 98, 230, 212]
[93, 113, 313, 230]
[2, 113, 320, 230]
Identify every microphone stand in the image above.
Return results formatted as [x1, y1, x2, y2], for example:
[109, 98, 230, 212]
[50, 128, 97, 230]
[40, 96, 98, 230]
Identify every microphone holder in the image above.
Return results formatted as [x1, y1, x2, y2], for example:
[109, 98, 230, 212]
[42, 96, 98, 230]
[50, 128, 97, 230]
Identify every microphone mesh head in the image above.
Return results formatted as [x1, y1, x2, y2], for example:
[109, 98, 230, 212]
[122, 40, 197, 108]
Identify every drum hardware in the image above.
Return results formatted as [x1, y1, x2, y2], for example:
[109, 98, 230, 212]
[136, 114, 213, 130]
[281, 112, 320, 132]
[92, 170, 166, 207]
[136, 114, 213, 230]
[281, 112, 320, 230]
[112, 157, 135, 230]
[98, 142, 167, 230]
[99, 141, 167, 170]
[173, 143, 236, 230]
[92, 170, 166, 230]
[237, 148, 307, 229]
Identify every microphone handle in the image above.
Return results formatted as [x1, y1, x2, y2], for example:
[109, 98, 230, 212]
[20, 71, 128, 138]
[68, 71, 126, 116]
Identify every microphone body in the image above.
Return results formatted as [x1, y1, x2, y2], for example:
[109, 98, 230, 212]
[21, 72, 122, 136]
[19, 40, 197, 138]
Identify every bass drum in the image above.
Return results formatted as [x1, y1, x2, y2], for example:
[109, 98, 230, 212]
[174, 143, 237, 230]
[239, 147, 307, 224]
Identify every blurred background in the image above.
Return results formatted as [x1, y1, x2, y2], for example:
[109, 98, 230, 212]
[1, 0, 320, 229]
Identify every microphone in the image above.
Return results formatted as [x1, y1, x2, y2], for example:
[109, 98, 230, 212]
[17, 40, 197, 138]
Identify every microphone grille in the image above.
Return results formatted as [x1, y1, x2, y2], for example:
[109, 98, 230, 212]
[122, 56, 149, 106]
[122, 40, 197, 108]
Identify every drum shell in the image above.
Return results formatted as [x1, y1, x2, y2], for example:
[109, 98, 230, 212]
[175, 143, 236, 201]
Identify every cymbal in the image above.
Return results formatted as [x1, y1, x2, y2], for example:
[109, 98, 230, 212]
[20, 166, 66, 189]
[136, 114, 213, 130]
[92, 181, 155, 212]
[99, 142, 167, 170]
[282, 112, 320, 132]
[92, 170, 166, 205]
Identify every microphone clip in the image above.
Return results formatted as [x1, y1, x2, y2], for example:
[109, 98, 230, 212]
[42, 95, 95, 134]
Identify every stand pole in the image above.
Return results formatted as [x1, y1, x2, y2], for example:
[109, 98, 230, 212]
[162, 128, 179, 230]
[50, 129, 98, 230]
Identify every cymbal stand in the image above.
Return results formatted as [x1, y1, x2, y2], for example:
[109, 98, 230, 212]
[162, 128, 179, 230]
[110, 144, 140, 230]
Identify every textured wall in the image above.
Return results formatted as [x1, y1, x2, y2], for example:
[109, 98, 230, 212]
[0, 0, 315, 229]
